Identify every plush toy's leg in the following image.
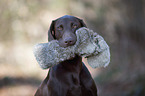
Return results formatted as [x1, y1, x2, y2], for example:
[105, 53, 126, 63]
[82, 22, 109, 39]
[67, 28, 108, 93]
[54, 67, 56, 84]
[80, 63, 98, 96]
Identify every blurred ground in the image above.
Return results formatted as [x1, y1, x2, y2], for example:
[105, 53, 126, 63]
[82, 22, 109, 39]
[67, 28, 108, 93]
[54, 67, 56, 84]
[0, 0, 145, 96]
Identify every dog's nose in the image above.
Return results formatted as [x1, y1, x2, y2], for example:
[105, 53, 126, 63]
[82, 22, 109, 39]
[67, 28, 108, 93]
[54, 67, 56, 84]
[64, 37, 75, 46]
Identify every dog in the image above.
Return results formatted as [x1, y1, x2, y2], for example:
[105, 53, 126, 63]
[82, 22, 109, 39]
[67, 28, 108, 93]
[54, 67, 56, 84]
[35, 15, 97, 96]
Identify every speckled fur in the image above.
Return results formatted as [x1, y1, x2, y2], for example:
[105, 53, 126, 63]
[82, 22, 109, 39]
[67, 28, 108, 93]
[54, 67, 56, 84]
[33, 27, 110, 69]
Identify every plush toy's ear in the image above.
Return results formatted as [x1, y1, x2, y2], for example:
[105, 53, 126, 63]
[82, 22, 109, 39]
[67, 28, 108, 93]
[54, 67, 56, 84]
[48, 20, 56, 41]
[77, 18, 87, 27]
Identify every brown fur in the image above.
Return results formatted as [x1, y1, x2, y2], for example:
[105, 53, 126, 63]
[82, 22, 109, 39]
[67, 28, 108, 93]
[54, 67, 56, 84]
[35, 15, 97, 96]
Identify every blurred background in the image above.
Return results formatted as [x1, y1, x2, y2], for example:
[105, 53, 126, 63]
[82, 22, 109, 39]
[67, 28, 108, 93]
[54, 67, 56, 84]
[0, 0, 145, 96]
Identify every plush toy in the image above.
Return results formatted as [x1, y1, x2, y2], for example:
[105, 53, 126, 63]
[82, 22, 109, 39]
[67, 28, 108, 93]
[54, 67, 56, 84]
[33, 27, 110, 69]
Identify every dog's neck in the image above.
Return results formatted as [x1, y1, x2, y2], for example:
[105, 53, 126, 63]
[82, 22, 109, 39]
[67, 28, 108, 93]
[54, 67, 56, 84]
[60, 55, 82, 73]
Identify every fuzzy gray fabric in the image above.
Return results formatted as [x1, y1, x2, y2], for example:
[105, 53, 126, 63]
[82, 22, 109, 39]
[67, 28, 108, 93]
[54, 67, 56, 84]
[33, 27, 110, 69]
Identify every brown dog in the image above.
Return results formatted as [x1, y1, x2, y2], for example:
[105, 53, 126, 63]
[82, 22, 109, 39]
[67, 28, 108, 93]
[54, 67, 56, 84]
[35, 15, 97, 96]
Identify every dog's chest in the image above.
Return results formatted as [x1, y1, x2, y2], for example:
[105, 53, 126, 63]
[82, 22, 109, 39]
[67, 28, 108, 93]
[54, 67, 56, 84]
[67, 85, 82, 96]
[66, 74, 82, 96]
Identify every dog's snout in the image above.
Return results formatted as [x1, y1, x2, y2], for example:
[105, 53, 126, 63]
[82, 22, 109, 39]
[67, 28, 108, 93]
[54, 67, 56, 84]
[64, 37, 76, 46]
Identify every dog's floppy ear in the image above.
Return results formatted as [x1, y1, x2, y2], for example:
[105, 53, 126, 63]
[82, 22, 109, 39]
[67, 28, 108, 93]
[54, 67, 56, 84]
[48, 20, 56, 41]
[77, 18, 87, 27]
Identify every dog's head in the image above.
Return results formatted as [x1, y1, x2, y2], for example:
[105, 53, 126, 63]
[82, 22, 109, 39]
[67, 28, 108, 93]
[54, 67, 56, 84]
[48, 15, 86, 47]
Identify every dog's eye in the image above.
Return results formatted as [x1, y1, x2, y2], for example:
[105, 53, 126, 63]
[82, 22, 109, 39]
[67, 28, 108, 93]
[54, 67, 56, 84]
[72, 24, 77, 29]
[71, 23, 77, 29]
[57, 25, 63, 31]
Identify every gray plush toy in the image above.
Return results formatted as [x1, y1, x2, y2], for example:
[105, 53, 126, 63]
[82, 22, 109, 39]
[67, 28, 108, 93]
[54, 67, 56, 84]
[33, 27, 110, 69]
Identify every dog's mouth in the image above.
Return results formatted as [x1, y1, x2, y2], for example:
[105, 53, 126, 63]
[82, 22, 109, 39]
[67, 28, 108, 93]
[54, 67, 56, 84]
[58, 40, 76, 48]
[68, 55, 76, 60]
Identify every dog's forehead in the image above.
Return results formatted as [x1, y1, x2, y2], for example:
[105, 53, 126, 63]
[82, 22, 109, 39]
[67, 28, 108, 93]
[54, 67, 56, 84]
[55, 15, 80, 24]
[60, 15, 78, 19]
